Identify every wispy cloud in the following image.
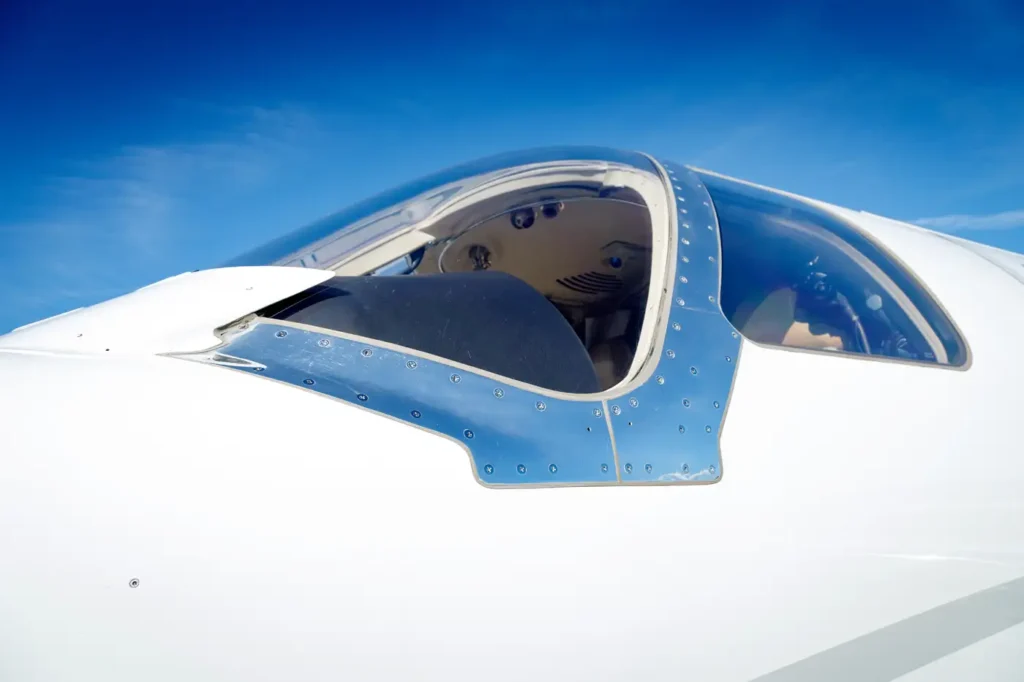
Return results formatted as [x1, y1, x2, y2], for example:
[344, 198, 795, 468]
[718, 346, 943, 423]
[913, 209, 1024, 232]
[0, 104, 327, 329]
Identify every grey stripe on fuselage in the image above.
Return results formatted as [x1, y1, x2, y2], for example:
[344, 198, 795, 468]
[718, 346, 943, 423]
[752, 575, 1024, 682]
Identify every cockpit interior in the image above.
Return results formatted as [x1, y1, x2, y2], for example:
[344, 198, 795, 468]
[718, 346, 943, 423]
[262, 181, 658, 393]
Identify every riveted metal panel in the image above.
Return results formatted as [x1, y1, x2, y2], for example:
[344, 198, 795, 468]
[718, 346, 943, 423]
[211, 322, 616, 487]
[605, 161, 741, 483]
[193, 150, 743, 488]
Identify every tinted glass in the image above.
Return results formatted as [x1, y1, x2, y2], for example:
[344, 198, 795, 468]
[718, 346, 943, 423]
[701, 172, 967, 366]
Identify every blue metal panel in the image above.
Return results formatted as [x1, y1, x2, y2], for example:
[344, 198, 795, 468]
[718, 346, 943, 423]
[214, 323, 616, 487]
[200, 152, 743, 488]
[606, 161, 741, 483]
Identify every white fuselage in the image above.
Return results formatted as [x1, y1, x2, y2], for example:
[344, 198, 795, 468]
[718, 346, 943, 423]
[1, 197, 1022, 680]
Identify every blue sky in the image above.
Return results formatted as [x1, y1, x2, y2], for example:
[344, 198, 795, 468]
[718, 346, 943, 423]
[2, 0, 1022, 332]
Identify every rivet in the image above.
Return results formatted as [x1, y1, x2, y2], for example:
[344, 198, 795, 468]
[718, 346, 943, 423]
[601, 463, 609, 473]
[357, 393, 368, 402]
[549, 463, 558, 474]
[484, 464, 494, 475]
[731, 331, 739, 338]
[656, 375, 665, 384]
[682, 223, 690, 229]
[128, 578, 140, 588]
[672, 322, 682, 331]
[275, 330, 287, 338]
[624, 463, 633, 474]
[450, 373, 461, 384]
[681, 238, 690, 245]
[674, 185, 682, 190]
[682, 256, 690, 263]
[463, 429, 474, 439]
[678, 425, 686, 434]
[253, 367, 265, 372]
[705, 425, 712, 433]
[318, 338, 331, 348]
[703, 201, 709, 207]
[709, 295, 716, 303]
[612, 405, 622, 416]
[677, 297, 686, 306]
[679, 276, 688, 284]
[707, 224, 713, 230]
[683, 399, 691, 407]
[710, 465, 717, 474]
[361, 348, 373, 358]
[726, 356, 732, 362]
[536, 401, 547, 411]
[690, 366, 698, 375]
[411, 409, 421, 418]
[303, 378, 315, 386]
[667, 349, 676, 358]
[493, 388, 504, 398]
[645, 463, 653, 473]
[406, 360, 418, 369]
[680, 208, 688, 214]
[517, 464, 527, 475]
[593, 408, 603, 418]
[714, 400, 720, 409]
[682, 463, 689, 473]
[629, 397, 638, 408]
[708, 256, 715, 263]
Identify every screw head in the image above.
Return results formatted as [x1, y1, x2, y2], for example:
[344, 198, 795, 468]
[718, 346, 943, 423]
[628, 398, 639, 408]
[645, 463, 653, 473]
[318, 339, 331, 348]
[275, 330, 287, 338]
[450, 373, 461, 384]
[667, 349, 676, 358]
[683, 399, 691, 408]
[549, 464, 558, 474]
[672, 322, 682, 331]
[593, 408, 603, 418]
[601, 463, 609, 473]
[463, 429, 474, 439]
[411, 409, 422, 418]
[128, 578, 139, 588]
[361, 348, 373, 358]
[517, 464, 527, 475]
[690, 366, 698, 375]
[714, 400, 721, 409]
[624, 463, 633, 474]
[303, 378, 315, 386]
[612, 405, 622, 416]
[484, 464, 494, 475]
[494, 388, 504, 398]
[535, 401, 547, 412]
[406, 360, 418, 369]
[656, 375, 665, 385]
[356, 393, 368, 402]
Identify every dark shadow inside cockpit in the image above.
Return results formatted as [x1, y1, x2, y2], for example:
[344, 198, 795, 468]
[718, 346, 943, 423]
[260, 271, 602, 394]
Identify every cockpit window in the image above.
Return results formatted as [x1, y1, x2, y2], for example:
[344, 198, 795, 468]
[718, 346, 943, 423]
[258, 186, 656, 393]
[701, 172, 967, 366]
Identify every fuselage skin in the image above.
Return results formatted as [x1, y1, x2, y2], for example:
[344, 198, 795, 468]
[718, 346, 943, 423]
[1, 190, 1022, 681]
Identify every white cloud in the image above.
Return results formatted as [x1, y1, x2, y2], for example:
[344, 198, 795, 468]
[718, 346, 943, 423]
[912, 209, 1024, 232]
[0, 104, 327, 328]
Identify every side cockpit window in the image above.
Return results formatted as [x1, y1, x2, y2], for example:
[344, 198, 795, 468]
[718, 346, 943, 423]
[702, 173, 967, 366]
[259, 186, 656, 393]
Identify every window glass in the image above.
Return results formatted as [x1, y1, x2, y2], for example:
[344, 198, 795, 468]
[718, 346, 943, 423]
[701, 173, 967, 366]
